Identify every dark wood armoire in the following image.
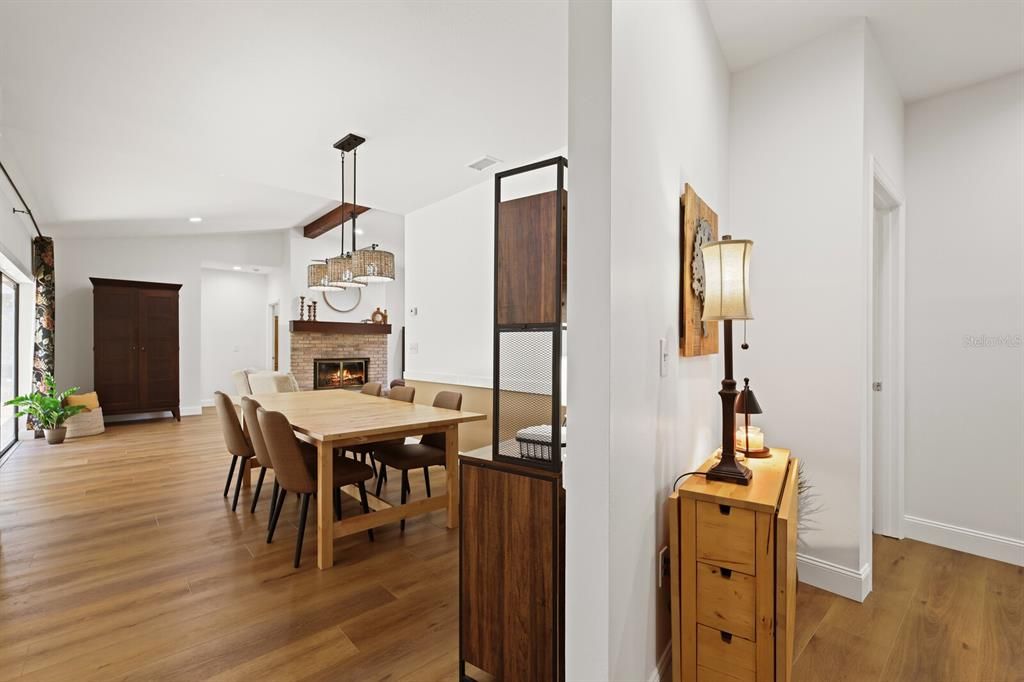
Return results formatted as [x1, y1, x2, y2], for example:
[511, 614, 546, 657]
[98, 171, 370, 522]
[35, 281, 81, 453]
[90, 277, 181, 421]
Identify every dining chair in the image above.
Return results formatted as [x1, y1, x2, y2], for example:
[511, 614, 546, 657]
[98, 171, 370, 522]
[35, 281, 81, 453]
[258, 407, 375, 567]
[240, 396, 276, 517]
[361, 382, 383, 397]
[214, 391, 256, 512]
[389, 379, 406, 389]
[347, 385, 416, 478]
[373, 390, 462, 531]
[247, 371, 300, 394]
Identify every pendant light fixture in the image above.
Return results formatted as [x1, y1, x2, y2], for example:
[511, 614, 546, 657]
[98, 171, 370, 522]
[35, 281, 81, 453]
[326, 148, 365, 288]
[340, 134, 395, 284]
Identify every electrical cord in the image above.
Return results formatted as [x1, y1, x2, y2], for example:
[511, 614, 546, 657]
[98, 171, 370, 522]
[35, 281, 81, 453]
[672, 471, 708, 491]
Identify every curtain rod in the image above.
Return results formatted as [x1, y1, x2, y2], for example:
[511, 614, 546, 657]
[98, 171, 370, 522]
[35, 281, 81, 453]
[0, 157, 43, 239]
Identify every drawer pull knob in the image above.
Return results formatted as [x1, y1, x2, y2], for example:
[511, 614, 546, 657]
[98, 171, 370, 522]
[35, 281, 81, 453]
[720, 631, 733, 644]
[718, 504, 731, 516]
[720, 568, 732, 579]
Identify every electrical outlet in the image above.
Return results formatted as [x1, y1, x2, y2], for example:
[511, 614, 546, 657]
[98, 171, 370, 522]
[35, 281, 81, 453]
[658, 546, 670, 588]
[409, 342, 419, 354]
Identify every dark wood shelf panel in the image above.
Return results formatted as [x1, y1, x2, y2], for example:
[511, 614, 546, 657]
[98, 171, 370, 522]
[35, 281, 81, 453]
[289, 320, 391, 335]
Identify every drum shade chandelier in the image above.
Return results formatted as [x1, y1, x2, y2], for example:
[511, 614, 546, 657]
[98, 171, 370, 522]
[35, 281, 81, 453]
[306, 133, 394, 290]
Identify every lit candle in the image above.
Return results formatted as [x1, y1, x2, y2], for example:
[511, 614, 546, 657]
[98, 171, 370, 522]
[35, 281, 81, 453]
[735, 426, 764, 451]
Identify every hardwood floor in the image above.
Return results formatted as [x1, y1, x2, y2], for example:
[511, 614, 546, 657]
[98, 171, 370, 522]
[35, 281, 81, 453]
[0, 412, 460, 681]
[1, 412, 1020, 681]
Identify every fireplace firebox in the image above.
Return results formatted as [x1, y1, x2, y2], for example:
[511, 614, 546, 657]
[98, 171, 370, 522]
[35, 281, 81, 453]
[314, 358, 369, 390]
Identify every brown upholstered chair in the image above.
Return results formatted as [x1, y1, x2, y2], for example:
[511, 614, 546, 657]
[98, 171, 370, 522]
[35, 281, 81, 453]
[373, 390, 462, 531]
[240, 396, 276, 516]
[214, 391, 255, 512]
[389, 379, 406, 389]
[361, 382, 383, 397]
[258, 407, 375, 567]
[347, 385, 416, 478]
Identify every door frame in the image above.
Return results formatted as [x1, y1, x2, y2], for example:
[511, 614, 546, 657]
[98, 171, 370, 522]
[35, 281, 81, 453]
[268, 301, 280, 371]
[866, 157, 906, 540]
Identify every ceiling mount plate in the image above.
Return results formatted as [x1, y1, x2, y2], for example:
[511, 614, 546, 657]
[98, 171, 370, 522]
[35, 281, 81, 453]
[333, 133, 366, 152]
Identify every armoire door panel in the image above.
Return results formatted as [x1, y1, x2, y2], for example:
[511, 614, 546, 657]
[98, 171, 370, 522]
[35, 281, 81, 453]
[93, 287, 139, 411]
[138, 290, 179, 408]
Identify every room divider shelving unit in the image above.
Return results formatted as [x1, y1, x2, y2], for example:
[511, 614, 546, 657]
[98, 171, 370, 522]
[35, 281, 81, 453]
[459, 156, 568, 682]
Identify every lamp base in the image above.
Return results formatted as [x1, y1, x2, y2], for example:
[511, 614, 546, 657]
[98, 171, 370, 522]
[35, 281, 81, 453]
[707, 455, 753, 485]
[738, 446, 771, 458]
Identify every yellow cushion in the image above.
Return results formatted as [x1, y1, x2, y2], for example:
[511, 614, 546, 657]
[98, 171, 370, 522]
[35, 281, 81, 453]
[66, 392, 100, 411]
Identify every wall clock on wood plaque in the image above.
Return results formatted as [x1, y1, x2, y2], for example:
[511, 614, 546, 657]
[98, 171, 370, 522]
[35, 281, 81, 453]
[680, 184, 719, 357]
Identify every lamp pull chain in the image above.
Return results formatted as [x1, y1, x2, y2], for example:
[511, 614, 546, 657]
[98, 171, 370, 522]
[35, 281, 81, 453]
[741, 320, 749, 350]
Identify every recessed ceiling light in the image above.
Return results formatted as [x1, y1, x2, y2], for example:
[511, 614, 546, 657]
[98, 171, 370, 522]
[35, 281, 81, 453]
[189, 216, 203, 223]
[232, 266, 242, 271]
[355, 228, 364, 235]
[468, 155, 502, 171]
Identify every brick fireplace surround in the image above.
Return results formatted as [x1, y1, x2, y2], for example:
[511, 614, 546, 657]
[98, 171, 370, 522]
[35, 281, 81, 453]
[290, 328, 387, 392]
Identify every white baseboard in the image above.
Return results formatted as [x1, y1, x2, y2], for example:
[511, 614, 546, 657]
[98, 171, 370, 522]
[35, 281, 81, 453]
[796, 553, 872, 602]
[103, 405, 202, 423]
[200, 398, 214, 408]
[181, 405, 202, 416]
[647, 644, 672, 682]
[904, 515, 1024, 567]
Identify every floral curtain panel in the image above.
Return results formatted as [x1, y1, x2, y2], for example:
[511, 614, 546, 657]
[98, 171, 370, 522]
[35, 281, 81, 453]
[30, 236, 54, 430]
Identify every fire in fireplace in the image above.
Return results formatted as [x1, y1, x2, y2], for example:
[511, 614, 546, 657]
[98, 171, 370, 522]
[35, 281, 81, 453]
[314, 358, 369, 390]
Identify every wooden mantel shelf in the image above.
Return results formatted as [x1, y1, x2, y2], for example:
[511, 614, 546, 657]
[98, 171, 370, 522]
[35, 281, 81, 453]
[289, 321, 391, 335]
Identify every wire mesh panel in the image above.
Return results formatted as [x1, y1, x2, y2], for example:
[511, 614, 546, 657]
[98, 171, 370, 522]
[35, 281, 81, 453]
[495, 328, 561, 465]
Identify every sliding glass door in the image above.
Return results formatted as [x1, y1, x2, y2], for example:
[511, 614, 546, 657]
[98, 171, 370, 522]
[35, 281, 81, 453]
[1, 273, 18, 456]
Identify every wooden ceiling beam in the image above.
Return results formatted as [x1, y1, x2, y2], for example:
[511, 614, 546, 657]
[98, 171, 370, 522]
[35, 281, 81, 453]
[302, 203, 371, 239]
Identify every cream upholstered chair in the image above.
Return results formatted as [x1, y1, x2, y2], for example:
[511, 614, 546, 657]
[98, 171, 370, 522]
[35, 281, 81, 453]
[247, 371, 300, 394]
[232, 369, 254, 396]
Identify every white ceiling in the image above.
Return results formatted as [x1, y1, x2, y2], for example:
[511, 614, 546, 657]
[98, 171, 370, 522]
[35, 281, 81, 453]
[0, 1, 567, 237]
[706, 0, 1024, 101]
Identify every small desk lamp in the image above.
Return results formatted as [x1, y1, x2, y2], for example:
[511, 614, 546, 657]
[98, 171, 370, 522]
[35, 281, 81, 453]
[700, 235, 754, 485]
[735, 377, 770, 457]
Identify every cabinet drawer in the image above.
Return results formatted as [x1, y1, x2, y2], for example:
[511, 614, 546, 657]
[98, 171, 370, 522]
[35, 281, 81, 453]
[696, 501, 756, 574]
[697, 666, 748, 682]
[696, 562, 756, 640]
[696, 624, 755, 682]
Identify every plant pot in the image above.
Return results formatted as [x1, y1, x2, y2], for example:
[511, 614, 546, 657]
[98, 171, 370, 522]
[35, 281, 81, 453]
[43, 427, 67, 445]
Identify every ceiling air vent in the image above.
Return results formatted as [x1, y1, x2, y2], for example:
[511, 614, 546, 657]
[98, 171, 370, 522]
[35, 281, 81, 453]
[467, 155, 502, 171]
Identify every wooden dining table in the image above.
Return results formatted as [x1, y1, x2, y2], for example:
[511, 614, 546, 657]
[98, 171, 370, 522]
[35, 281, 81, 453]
[235, 389, 485, 569]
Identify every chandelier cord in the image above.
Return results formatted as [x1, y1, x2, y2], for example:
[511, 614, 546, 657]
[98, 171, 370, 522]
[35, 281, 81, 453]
[340, 151, 346, 256]
[352, 148, 358, 252]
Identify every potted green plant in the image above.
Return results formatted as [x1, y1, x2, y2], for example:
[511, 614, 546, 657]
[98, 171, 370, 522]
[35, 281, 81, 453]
[5, 374, 87, 445]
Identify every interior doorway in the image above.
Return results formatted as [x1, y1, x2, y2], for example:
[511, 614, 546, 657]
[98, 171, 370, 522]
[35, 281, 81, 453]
[870, 162, 905, 539]
[269, 302, 280, 371]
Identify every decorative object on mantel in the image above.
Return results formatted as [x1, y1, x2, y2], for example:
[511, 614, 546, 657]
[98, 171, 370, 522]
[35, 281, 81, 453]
[371, 307, 388, 324]
[680, 184, 720, 357]
[701, 235, 755, 485]
[307, 303, 313, 321]
[311, 301, 318, 321]
[735, 377, 770, 456]
[298, 295, 306, 320]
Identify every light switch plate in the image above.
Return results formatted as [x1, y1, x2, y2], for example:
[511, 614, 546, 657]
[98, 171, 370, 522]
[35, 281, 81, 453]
[659, 338, 669, 378]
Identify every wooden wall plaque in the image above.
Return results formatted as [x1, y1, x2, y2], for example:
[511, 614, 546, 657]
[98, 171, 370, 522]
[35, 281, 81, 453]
[680, 184, 719, 357]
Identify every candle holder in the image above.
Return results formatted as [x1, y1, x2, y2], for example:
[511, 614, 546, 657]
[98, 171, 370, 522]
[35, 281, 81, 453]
[735, 377, 770, 457]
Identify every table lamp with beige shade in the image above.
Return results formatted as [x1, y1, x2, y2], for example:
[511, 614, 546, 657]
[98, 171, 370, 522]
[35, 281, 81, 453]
[700, 235, 755, 484]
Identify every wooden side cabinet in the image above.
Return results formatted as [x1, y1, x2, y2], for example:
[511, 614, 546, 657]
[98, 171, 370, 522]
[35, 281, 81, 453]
[668, 449, 798, 682]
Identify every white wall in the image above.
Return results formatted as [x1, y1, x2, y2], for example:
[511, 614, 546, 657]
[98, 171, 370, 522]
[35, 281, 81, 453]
[54, 232, 283, 414]
[567, 0, 731, 679]
[904, 71, 1024, 565]
[729, 21, 872, 598]
[286, 208, 405, 383]
[200, 268, 268, 398]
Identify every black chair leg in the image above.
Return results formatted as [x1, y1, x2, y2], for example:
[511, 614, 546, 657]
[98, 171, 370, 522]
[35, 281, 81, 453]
[295, 493, 310, 568]
[423, 466, 432, 498]
[231, 459, 246, 511]
[400, 470, 409, 532]
[358, 481, 374, 542]
[334, 487, 342, 521]
[375, 465, 386, 497]
[267, 479, 280, 531]
[250, 467, 267, 513]
[223, 456, 238, 497]
[369, 454, 378, 478]
[267, 485, 285, 543]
